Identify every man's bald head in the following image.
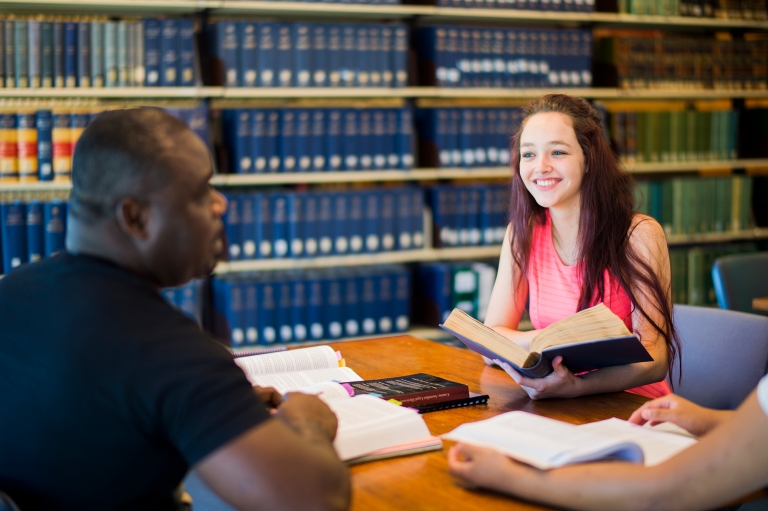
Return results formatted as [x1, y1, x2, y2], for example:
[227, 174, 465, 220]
[70, 108, 191, 223]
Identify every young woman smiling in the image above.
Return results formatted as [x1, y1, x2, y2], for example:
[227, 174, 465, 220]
[483, 94, 679, 400]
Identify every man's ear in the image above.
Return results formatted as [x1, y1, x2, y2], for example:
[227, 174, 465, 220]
[114, 197, 151, 240]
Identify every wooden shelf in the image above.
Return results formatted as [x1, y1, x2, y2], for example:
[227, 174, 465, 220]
[627, 159, 768, 174]
[0, 0, 220, 15]
[216, 1, 433, 18]
[0, 87, 222, 100]
[214, 246, 502, 273]
[667, 228, 768, 245]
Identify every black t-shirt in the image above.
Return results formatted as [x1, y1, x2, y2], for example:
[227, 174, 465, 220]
[0, 253, 270, 510]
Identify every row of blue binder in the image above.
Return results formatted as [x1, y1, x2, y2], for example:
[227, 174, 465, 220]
[415, 107, 521, 168]
[211, 265, 411, 346]
[222, 107, 413, 174]
[434, 0, 595, 10]
[222, 188, 424, 261]
[414, 26, 593, 88]
[427, 185, 509, 248]
[0, 17, 195, 89]
[0, 199, 67, 274]
[205, 21, 409, 88]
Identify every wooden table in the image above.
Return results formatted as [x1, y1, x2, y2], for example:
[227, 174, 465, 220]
[753, 297, 768, 312]
[339, 335, 650, 511]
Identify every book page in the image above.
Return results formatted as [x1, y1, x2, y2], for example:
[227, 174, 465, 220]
[530, 303, 633, 353]
[300, 381, 354, 403]
[441, 309, 530, 366]
[234, 345, 340, 379]
[244, 367, 362, 394]
[580, 418, 697, 466]
[442, 411, 641, 469]
[327, 395, 433, 461]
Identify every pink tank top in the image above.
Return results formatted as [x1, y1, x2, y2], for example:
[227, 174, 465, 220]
[527, 211, 670, 399]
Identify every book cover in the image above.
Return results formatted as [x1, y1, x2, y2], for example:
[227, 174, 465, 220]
[344, 373, 470, 407]
[222, 109, 251, 174]
[238, 21, 258, 88]
[25, 200, 43, 263]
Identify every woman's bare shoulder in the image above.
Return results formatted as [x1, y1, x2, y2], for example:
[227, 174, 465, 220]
[628, 214, 667, 253]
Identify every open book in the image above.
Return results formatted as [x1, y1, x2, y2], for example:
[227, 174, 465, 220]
[233, 346, 442, 463]
[440, 303, 653, 378]
[442, 411, 697, 469]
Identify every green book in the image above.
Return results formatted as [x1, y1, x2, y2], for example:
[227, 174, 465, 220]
[714, 176, 732, 232]
[686, 110, 697, 161]
[710, 111, 720, 162]
[661, 179, 675, 235]
[687, 248, 705, 306]
[669, 110, 681, 162]
[451, 266, 479, 319]
[672, 178, 685, 235]
[659, 111, 671, 162]
[636, 112, 646, 163]
[678, 111, 688, 162]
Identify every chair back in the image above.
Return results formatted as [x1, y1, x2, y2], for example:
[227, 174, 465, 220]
[712, 252, 768, 316]
[668, 305, 768, 409]
[0, 491, 20, 511]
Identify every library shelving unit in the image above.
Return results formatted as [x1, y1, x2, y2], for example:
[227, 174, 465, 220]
[2, 0, 768, 342]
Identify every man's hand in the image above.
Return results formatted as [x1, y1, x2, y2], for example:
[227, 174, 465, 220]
[495, 356, 582, 399]
[276, 392, 339, 443]
[448, 443, 525, 493]
[253, 386, 281, 411]
[628, 394, 734, 437]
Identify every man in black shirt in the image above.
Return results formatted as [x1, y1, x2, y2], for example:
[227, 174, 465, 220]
[0, 109, 350, 511]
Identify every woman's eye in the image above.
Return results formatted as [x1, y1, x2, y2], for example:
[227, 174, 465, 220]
[553, 150, 565, 155]
[522, 152, 533, 158]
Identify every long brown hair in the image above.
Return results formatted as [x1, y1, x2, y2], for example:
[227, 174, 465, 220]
[508, 94, 679, 383]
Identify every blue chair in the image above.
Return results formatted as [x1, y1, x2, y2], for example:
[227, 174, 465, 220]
[712, 252, 768, 317]
[668, 305, 768, 410]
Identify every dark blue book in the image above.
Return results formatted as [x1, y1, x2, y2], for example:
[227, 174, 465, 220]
[258, 279, 278, 344]
[306, 273, 325, 341]
[208, 21, 238, 87]
[428, 186, 450, 248]
[459, 108, 473, 167]
[326, 109, 342, 171]
[456, 187, 469, 245]
[255, 192, 273, 259]
[223, 193, 242, 260]
[340, 24, 356, 87]
[286, 193, 304, 258]
[279, 109, 297, 172]
[355, 25, 369, 87]
[343, 273, 361, 337]
[1, 201, 27, 273]
[295, 109, 311, 172]
[359, 271, 378, 335]
[222, 109, 252, 174]
[52, 21, 64, 87]
[417, 263, 452, 325]
[395, 189, 412, 250]
[480, 186, 495, 245]
[348, 192, 364, 254]
[367, 26, 381, 87]
[311, 23, 327, 87]
[485, 109, 499, 166]
[372, 109, 387, 170]
[239, 193, 257, 260]
[386, 109, 399, 168]
[379, 191, 395, 251]
[89, 21, 103, 87]
[397, 107, 413, 169]
[4, 20, 14, 88]
[392, 24, 408, 88]
[303, 193, 319, 257]
[445, 28, 461, 87]
[42, 200, 66, 257]
[238, 21, 258, 87]
[265, 109, 280, 172]
[271, 193, 289, 259]
[309, 109, 326, 171]
[466, 186, 482, 245]
[376, 270, 394, 333]
[186, 103, 210, 146]
[332, 192, 349, 255]
[363, 191, 380, 253]
[35, 110, 53, 181]
[472, 108, 487, 166]
[179, 18, 195, 86]
[457, 28, 472, 88]
[241, 279, 259, 345]
[14, 20, 29, 88]
[257, 22, 276, 87]
[25, 200, 43, 263]
[411, 189, 425, 248]
[63, 21, 77, 88]
[143, 19, 161, 86]
[293, 23, 311, 88]
[379, 26, 393, 88]
[276, 23, 292, 87]
[358, 109, 373, 170]
[317, 192, 334, 256]
[28, 20, 41, 88]
[177, 280, 202, 325]
[392, 267, 411, 332]
[324, 275, 344, 339]
[326, 24, 342, 87]
[76, 21, 90, 87]
[211, 277, 245, 347]
[291, 277, 309, 342]
[250, 109, 267, 173]
[160, 19, 179, 86]
[276, 279, 293, 343]
[342, 109, 359, 171]
[497, 108, 511, 165]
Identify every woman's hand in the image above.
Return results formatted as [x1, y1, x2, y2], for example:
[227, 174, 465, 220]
[628, 394, 734, 437]
[494, 356, 583, 399]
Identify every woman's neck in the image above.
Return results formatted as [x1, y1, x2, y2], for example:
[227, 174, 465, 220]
[549, 206, 581, 264]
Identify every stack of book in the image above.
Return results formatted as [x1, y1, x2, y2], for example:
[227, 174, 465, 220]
[204, 21, 409, 88]
[0, 17, 197, 89]
[221, 188, 424, 261]
[415, 107, 519, 168]
[221, 107, 413, 174]
[211, 265, 411, 346]
[414, 26, 593, 88]
[427, 185, 509, 248]
[0, 198, 67, 274]
[414, 261, 497, 326]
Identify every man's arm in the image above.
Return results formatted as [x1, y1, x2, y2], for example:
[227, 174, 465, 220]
[194, 393, 350, 511]
[449, 390, 768, 511]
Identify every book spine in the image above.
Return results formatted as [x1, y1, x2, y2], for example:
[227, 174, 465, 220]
[0, 113, 18, 182]
[264, 109, 280, 172]
[133, 21, 145, 86]
[28, 19, 41, 88]
[178, 18, 195, 86]
[51, 111, 71, 181]
[250, 109, 266, 173]
[393, 24, 408, 87]
[70, 111, 88, 161]
[255, 192, 273, 259]
[396, 189, 412, 250]
[258, 279, 277, 343]
[317, 192, 333, 256]
[376, 271, 394, 333]
[238, 21, 258, 87]
[368, 26, 381, 88]
[276, 279, 294, 342]
[327, 24, 341, 87]
[311, 23, 327, 87]
[242, 279, 258, 345]
[306, 274, 324, 341]
[303, 194, 319, 258]
[359, 272, 377, 335]
[372, 109, 388, 170]
[160, 18, 179, 86]
[117, 20, 129, 87]
[104, 21, 117, 87]
[379, 191, 395, 251]
[223, 193, 241, 260]
[36, 109, 52, 181]
[63, 21, 75, 88]
[348, 192, 364, 254]
[333, 192, 349, 255]
[76, 21, 90, 87]
[363, 191, 380, 253]
[358, 109, 373, 170]
[52, 21, 63, 88]
[239, 193, 256, 260]
[25, 199, 43, 263]
[43, 199, 67, 257]
[1, 201, 27, 272]
[16, 111, 37, 182]
[291, 278, 308, 342]
[15, 20, 29, 88]
[295, 109, 311, 172]
[326, 109, 342, 171]
[90, 21, 104, 87]
[342, 109, 358, 171]
[257, 22, 275, 87]
[340, 24, 356, 87]
[143, 19, 160, 86]
[271, 192, 289, 258]
[0, 21, 5, 88]
[293, 23, 311, 88]
[343, 274, 361, 337]
[280, 109, 297, 173]
[276, 23, 292, 87]
[324, 276, 344, 339]
[355, 24, 369, 87]
[309, 108, 326, 171]
[211, 278, 245, 347]
[4, 19, 14, 88]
